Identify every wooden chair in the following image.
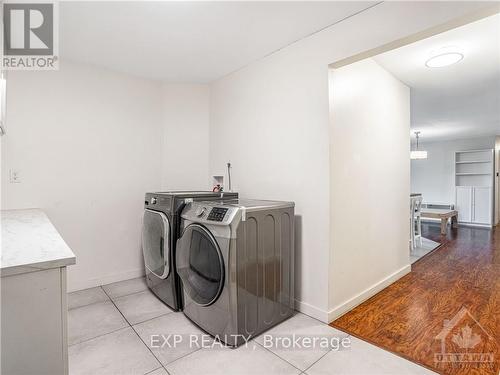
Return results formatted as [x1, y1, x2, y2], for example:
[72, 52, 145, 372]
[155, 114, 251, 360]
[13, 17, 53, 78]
[413, 196, 423, 250]
[410, 196, 423, 251]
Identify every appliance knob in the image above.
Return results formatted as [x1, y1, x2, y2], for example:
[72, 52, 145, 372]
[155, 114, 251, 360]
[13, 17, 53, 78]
[150, 197, 157, 205]
[196, 207, 206, 217]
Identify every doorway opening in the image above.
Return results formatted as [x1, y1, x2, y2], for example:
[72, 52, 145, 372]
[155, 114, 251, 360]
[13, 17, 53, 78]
[328, 9, 499, 375]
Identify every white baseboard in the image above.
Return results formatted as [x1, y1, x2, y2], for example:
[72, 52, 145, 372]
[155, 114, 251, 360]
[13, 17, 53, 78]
[327, 264, 411, 323]
[458, 222, 492, 229]
[68, 264, 411, 326]
[67, 268, 145, 293]
[294, 299, 330, 323]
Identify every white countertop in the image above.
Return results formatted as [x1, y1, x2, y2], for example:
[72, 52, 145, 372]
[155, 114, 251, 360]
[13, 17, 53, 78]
[1, 209, 76, 277]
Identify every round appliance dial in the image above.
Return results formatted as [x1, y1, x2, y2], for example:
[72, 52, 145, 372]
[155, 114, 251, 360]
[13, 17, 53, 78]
[195, 206, 206, 217]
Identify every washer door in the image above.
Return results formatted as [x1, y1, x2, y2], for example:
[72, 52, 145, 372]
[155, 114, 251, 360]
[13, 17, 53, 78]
[142, 209, 170, 279]
[177, 224, 224, 306]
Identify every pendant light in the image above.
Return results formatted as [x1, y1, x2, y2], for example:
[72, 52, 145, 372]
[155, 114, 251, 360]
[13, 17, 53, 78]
[410, 131, 427, 160]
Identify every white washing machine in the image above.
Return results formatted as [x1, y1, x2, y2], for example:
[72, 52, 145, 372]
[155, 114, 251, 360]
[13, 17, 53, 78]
[176, 199, 295, 346]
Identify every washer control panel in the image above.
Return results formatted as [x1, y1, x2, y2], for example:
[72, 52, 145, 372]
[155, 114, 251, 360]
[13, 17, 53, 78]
[207, 207, 228, 222]
[182, 202, 238, 225]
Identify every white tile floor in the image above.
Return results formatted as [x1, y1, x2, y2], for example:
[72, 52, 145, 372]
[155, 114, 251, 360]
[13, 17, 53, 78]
[68, 277, 437, 375]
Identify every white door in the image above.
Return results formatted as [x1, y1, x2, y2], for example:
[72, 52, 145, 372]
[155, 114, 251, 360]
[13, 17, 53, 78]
[456, 186, 472, 223]
[472, 187, 492, 225]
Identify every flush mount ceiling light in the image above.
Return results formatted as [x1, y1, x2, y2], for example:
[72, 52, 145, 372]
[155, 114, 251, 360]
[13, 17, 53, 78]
[425, 47, 464, 68]
[426, 53, 463, 68]
[410, 131, 427, 160]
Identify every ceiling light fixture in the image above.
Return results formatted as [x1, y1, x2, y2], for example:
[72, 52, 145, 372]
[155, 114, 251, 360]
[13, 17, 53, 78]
[410, 131, 427, 160]
[425, 47, 464, 68]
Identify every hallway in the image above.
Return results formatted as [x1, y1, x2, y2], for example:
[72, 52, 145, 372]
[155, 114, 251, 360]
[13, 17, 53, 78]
[331, 224, 499, 375]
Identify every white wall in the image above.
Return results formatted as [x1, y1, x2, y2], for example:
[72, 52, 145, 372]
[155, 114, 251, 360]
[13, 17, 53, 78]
[209, 2, 492, 322]
[495, 135, 500, 225]
[410, 136, 496, 205]
[1, 66, 211, 291]
[161, 84, 210, 190]
[209, 33, 333, 320]
[1, 61, 164, 291]
[329, 59, 410, 320]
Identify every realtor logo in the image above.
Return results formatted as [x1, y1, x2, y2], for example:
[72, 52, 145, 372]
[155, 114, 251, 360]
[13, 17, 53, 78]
[2, 1, 58, 70]
[434, 307, 497, 371]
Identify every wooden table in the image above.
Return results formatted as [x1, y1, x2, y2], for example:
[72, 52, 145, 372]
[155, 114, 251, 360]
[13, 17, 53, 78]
[420, 208, 458, 235]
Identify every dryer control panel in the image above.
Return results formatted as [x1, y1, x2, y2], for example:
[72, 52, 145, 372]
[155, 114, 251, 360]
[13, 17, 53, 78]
[207, 207, 228, 222]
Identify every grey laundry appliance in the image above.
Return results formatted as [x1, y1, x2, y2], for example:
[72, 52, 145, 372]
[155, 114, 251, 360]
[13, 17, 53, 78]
[142, 191, 238, 311]
[176, 199, 295, 346]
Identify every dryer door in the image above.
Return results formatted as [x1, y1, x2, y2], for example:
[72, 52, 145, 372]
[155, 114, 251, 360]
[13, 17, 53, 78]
[142, 209, 170, 279]
[177, 224, 224, 306]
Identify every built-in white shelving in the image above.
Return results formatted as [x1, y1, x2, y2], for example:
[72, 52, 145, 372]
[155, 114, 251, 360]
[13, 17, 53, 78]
[455, 149, 494, 227]
[455, 172, 492, 176]
[455, 160, 491, 164]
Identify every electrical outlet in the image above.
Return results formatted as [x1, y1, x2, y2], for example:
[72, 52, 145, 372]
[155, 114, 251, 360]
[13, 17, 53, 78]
[9, 169, 21, 183]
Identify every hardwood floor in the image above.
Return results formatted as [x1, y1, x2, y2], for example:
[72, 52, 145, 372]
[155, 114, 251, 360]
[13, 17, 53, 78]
[330, 223, 499, 375]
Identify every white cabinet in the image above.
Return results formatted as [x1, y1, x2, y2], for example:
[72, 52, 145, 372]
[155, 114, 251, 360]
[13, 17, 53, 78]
[473, 187, 492, 225]
[1, 209, 75, 375]
[455, 186, 492, 226]
[456, 186, 472, 223]
[0, 70, 6, 136]
[1, 268, 69, 375]
[455, 149, 494, 227]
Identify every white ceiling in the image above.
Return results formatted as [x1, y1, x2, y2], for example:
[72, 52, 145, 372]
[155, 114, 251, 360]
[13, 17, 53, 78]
[374, 13, 500, 142]
[60, 1, 375, 83]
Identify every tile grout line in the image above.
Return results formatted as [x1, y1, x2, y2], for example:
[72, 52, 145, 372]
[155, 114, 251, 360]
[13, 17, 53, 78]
[144, 365, 171, 375]
[128, 321, 172, 374]
[69, 280, 175, 375]
[73, 283, 346, 374]
[106, 285, 175, 326]
[300, 329, 354, 373]
[254, 340, 305, 373]
[143, 366, 163, 375]
[131, 310, 175, 326]
[68, 283, 149, 310]
[252, 314, 351, 374]
[301, 347, 335, 373]
[102, 286, 165, 372]
[301, 327, 355, 373]
[101, 286, 132, 327]
[102, 281, 188, 374]
[70, 286, 174, 326]
[100, 282, 150, 300]
[103, 285, 184, 374]
[68, 326, 130, 347]
[160, 345, 204, 368]
[68, 298, 110, 311]
[129, 321, 203, 373]
[68, 286, 111, 310]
